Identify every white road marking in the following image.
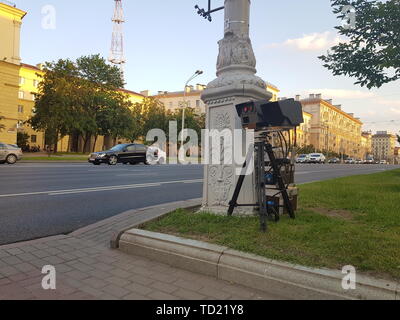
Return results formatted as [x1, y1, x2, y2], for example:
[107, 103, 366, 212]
[0, 179, 203, 198]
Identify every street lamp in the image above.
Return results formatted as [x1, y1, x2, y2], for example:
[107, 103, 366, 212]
[180, 70, 203, 161]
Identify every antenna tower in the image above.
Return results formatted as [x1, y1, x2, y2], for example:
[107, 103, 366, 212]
[109, 0, 126, 70]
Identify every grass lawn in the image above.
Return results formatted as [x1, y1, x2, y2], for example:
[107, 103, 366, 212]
[143, 169, 400, 280]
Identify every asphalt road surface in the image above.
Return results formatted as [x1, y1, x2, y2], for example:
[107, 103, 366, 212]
[0, 162, 398, 245]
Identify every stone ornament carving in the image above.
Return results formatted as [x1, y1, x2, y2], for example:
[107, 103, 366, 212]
[207, 73, 266, 90]
[216, 33, 256, 71]
[214, 112, 231, 130]
[208, 165, 234, 206]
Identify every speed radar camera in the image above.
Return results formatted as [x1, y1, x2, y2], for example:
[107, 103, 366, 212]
[236, 99, 304, 130]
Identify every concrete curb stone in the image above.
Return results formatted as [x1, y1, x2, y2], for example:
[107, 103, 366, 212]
[116, 203, 399, 300]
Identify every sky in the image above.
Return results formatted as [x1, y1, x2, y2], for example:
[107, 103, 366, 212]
[13, 0, 400, 136]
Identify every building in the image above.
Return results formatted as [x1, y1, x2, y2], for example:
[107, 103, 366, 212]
[0, 2, 26, 145]
[372, 131, 397, 162]
[299, 94, 363, 158]
[18, 63, 45, 149]
[360, 131, 372, 159]
[149, 84, 207, 114]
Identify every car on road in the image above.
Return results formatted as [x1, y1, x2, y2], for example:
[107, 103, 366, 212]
[0, 143, 23, 164]
[295, 154, 309, 163]
[345, 158, 355, 164]
[88, 143, 148, 165]
[328, 158, 340, 164]
[364, 157, 374, 164]
[380, 160, 388, 165]
[355, 159, 363, 164]
[308, 153, 326, 164]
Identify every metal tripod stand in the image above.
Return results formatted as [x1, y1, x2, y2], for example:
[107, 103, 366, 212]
[228, 132, 295, 232]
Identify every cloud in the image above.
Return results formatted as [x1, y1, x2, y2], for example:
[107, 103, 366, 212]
[389, 107, 400, 115]
[266, 31, 345, 52]
[376, 99, 400, 108]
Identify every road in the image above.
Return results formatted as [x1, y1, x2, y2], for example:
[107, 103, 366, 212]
[0, 162, 398, 245]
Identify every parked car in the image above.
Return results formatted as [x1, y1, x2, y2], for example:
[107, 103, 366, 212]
[0, 143, 23, 164]
[345, 158, 355, 164]
[88, 143, 148, 165]
[364, 157, 374, 164]
[328, 158, 340, 164]
[380, 160, 388, 164]
[295, 154, 309, 163]
[355, 159, 363, 164]
[146, 146, 167, 165]
[308, 153, 326, 164]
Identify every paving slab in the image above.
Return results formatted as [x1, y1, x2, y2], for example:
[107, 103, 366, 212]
[0, 199, 279, 300]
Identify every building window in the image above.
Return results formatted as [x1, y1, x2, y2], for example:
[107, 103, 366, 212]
[18, 105, 24, 113]
[33, 80, 39, 87]
[18, 91, 24, 99]
[31, 135, 37, 143]
[19, 77, 25, 85]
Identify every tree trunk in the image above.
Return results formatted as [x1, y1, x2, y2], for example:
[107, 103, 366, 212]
[92, 135, 98, 153]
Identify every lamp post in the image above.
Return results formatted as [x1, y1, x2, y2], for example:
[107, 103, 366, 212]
[181, 70, 203, 161]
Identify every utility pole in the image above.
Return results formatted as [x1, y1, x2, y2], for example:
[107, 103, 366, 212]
[109, 0, 126, 72]
[196, 0, 272, 214]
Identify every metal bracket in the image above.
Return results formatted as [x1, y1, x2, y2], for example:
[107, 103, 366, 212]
[195, 0, 224, 22]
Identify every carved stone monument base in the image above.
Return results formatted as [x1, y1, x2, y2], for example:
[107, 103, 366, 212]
[201, 82, 271, 216]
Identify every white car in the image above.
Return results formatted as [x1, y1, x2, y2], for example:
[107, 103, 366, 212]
[308, 153, 326, 164]
[146, 146, 166, 165]
[295, 154, 309, 163]
[380, 160, 387, 165]
[345, 158, 355, 164]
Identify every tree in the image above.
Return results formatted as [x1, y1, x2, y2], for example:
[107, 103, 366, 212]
[319, 0, 400, 89]
[17, 132, 29, 150]
[28, 59, 78, 152]
[130, 97, 170, 143]
[29, 55, 130, 153]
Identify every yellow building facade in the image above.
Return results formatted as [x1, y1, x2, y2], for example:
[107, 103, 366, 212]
[300, 94, 363, 158]
[372, 131, 397, 162]
[0, 2, 26, 145]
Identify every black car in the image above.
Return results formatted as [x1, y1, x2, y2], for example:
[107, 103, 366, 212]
[88, 144, 148, 165]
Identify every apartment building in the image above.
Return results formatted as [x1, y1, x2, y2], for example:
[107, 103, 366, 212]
[299, 94, 363, 158]
[372, 131, 397, 161]
[0, 2, 26, 145]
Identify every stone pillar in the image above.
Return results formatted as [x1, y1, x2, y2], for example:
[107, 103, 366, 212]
[201, 0, 271, 215]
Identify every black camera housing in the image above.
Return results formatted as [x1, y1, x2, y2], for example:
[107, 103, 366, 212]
[236, 99, 304, 129]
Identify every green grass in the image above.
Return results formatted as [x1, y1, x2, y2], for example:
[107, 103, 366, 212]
[143, 169, 400, 280]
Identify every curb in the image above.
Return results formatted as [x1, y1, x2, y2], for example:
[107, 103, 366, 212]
[108, 199, 202, 249]
[115, 205, 399, 300]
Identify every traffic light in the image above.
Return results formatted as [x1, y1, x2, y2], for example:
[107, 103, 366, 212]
[236, 98, 304, 130]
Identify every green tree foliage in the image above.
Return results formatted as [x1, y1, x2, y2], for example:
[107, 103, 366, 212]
[319, 0, 400, 88]
[17, 132, 29, 149]
[28, 55, 132, 152]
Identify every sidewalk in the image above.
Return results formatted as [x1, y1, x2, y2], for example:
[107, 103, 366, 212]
[0, 200, 282, 300]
